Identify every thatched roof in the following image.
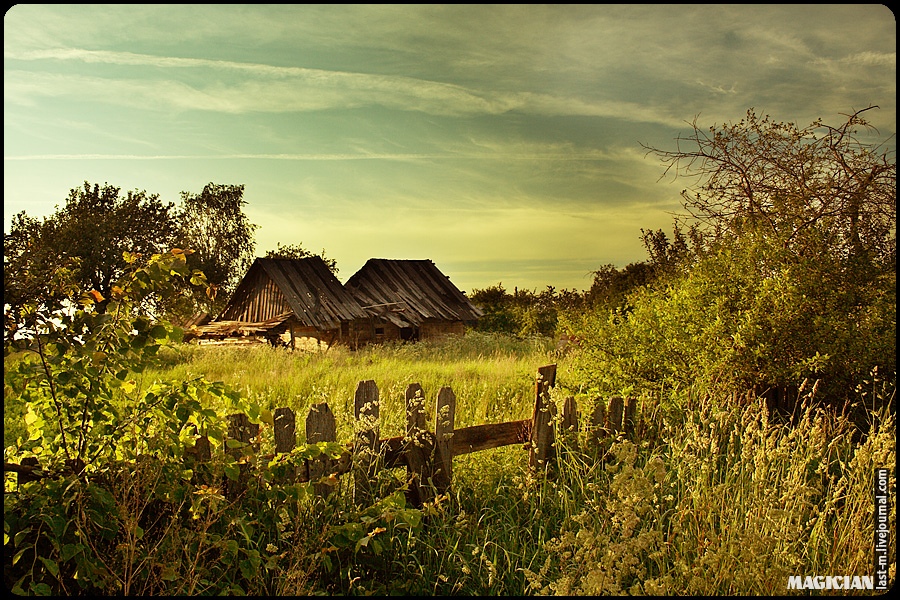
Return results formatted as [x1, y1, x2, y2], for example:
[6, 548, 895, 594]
[345, 259, 483, 328]
[214, 257, 368, 331]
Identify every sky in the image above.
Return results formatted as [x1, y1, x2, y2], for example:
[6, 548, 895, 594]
[4, 5, 896, 294]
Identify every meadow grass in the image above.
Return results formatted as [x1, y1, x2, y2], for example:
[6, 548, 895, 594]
[143, 332, 556, 443]
[4, 333, 895, 595]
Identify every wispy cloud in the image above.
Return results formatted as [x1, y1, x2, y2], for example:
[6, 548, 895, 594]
[3, 151, 623, 162]
[5, 49, 684, 126]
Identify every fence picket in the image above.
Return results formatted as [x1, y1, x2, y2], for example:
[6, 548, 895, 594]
[607, 396, 624, 435]
[530, 364, 557, 471]
[226, 413, 259, 499]
[405, 383, 431, 505]
[433, 386, 456, 496]
[354, 379, 380, 505]
[306, 402, 336, 497]
[274, 407, 296, 483]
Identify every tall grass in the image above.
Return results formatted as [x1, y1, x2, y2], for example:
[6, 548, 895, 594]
[5, 333, 894, 594]
[145, 332, 556, 442]
[526, 391, 896, 595]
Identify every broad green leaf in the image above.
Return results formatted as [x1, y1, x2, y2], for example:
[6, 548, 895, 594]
[259, 408, 274, 427]
[14, 527, 32, 547]
[39, 556, 60, 578]
[30, 582, 53, 596]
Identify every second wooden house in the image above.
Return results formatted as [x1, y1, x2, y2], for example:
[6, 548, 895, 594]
[345, 258, 483, 343]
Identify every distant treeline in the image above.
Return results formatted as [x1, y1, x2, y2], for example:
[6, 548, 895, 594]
[470, 226, 696, 338]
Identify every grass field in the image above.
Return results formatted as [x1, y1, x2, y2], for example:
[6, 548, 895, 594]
[4, 332, 895, 594]
[145, 331, 557, 439]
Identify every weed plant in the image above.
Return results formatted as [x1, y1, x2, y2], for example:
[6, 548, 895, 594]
[525, 387, 896, 595]
[5, 333, 895, 595]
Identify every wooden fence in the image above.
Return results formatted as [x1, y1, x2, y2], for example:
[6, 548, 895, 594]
[183, 363, 642, 506]
[7, 364, 643, 507]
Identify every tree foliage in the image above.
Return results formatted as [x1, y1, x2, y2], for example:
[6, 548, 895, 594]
[644, 106, 895, 268]
[4, 181, 259, 330]
[177, 183, 258, 314]
[564, 108, 896, 409]
[4, 182, 178, 324]
[470, 284, 582, 337]
[2, 248, 339, 595]
[265, 241, 339, 275]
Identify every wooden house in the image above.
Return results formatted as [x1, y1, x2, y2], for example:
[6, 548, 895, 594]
[345, 258, 483, 342]
[203, 257, 372, 348]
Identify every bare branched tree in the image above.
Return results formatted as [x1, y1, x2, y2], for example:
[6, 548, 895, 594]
[642, 107, 896, 267]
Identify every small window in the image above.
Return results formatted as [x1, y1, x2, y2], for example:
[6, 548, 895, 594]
[375, 327, 385, 336]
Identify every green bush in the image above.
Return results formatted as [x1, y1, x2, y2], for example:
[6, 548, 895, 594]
[561, 228, 896, 409]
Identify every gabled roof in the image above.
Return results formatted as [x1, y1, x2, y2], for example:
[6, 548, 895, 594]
[345, 259, 483, 328]
[216, 257, 369, 330]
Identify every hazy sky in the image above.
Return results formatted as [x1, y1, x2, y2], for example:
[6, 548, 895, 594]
[4, 5, 896, 293]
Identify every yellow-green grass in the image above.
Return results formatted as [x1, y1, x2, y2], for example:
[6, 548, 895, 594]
[4, 333, 894, 594]
[142, 332, 557, 443]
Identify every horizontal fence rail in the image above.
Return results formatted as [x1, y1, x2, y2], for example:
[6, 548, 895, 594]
[5, 364, 647, 506]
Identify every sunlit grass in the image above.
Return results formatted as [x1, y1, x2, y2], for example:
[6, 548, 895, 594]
[145, 332, 556, 441]
[5, 333, 895, 595]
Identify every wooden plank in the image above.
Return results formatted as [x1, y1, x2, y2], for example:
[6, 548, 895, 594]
[405, 383, 430, 506]
[560, 395, 579, 454]
[608, 396, 624, 433]
[589, 399, 606, 447]
[624, 397, 637, 436]
[274, 407, 296, 482]
[274, 407, 296, 453]
[433, 386, 456, 494]
[226, 413, 259, 500]
[561, 396, 578, 433]
[451, 419, 531, 456]
[353, 380, 380, 505]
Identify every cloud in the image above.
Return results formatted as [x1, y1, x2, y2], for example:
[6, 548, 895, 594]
[5, 49, 685, 126]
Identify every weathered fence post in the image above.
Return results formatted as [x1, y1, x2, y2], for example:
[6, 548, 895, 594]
[623, 397, 637, 437]
[273, 408, 296, 483]
[529, 364, 557, 471]
[607, 396, 624, 435]
[560, 395, 579, 454]
[306, 402, 337, 497]
[185, 424, 212, 486]
[588, 398, 606, 448]
[226, 413, 259, 500]
[17, 457, 41, 486]
[405, 383, 431, 506]
[433, 386, 456, 496]
[354, 379, 380, 505]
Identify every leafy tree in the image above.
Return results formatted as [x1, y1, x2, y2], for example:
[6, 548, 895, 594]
[3, 212, 79, 333]
[177, 183, 258, 314]
[582, 226, 700, 311]
[470, 284, 580, 337]
[2, 248, 289, 595]
[565, 108, 896, 409]
[4, 182, 179, 324]
[265, 241, 338, 275]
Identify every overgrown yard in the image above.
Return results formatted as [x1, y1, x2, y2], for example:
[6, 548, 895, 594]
[5, 333, 895, 595]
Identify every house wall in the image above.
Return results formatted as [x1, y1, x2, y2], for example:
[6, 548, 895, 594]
[220, 270, 291, 322]
[279, 317, 466, 349]
[419, 319, 466, 339]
